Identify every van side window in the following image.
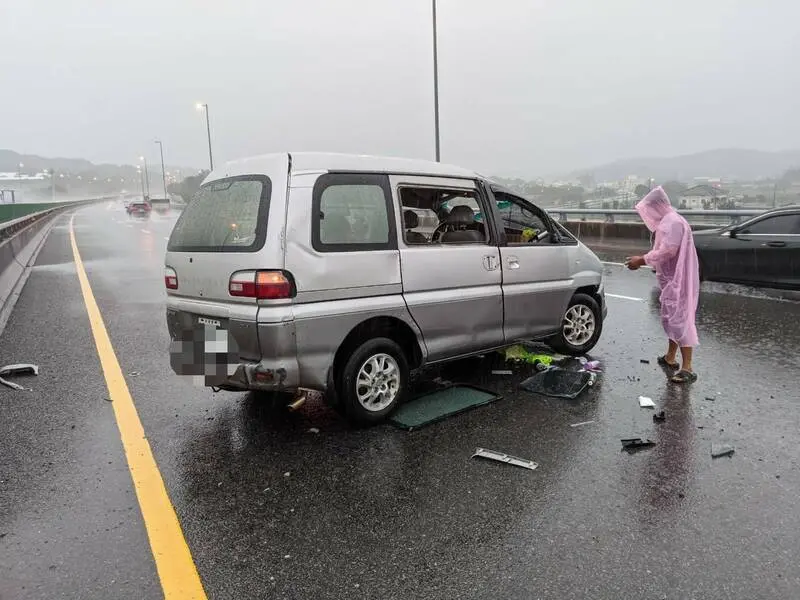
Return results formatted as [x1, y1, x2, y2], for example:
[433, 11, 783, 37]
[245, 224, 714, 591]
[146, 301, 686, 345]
[312, 173, 397, 252]
[398, 186, 489, 245]
[494, 191, 552, 245]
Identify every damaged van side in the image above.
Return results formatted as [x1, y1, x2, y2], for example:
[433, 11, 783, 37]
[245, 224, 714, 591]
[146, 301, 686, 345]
[165, 152, 607, 424]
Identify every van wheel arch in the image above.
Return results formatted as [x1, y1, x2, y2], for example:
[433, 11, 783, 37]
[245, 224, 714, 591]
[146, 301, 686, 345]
[326, 316, 422, 411]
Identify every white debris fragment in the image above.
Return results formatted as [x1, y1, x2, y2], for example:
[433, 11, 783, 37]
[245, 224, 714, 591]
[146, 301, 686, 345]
[308, 427, 320, 434]
[284, 472, 290, 477]
[639, 396, 656, 408]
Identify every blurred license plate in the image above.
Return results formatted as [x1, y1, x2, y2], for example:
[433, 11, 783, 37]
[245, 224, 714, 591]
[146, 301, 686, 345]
[195, 316, 229, 353]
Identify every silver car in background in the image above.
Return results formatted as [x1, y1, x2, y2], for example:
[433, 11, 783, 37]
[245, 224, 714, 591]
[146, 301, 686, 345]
[165, 153, 607, 424]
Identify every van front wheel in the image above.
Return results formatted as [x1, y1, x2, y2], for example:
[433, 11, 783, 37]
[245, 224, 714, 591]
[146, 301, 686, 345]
[339, 337, 409, 425]
[548, 293, 603, 356]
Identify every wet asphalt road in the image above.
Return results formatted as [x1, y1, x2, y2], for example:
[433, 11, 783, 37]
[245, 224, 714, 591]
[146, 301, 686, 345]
[2, 202, 800, 600]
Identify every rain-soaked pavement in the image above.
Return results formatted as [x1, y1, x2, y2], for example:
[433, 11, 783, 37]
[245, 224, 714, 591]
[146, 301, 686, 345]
[2, 202, 800, 599]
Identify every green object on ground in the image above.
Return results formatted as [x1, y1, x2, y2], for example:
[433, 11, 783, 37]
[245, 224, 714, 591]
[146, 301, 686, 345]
[389, 385, 502, 430]
[504, 345, 555, 366]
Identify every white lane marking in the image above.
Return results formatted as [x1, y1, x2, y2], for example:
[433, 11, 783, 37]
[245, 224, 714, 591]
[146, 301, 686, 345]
[607, 293, 645, 302]
[141, 229, 151, 234]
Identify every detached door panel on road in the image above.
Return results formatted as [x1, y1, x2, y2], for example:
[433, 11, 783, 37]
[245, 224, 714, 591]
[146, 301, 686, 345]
[490, 189, 573, 341]
[391, 175, 503, 362]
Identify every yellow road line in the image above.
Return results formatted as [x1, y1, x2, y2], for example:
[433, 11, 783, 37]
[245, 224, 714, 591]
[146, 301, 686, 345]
[69, 215, 207, 599]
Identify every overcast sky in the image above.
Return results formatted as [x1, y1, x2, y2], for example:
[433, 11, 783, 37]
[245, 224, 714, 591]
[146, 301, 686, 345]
[1, 0, 798, 178]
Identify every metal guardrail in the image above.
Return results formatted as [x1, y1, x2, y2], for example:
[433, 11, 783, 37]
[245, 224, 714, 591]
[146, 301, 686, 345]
[0, 198, 109, 242]
[547, 208, 764, 226]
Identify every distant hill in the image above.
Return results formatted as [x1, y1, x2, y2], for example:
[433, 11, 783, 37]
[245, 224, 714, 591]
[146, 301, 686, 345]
[0, 149, 197, 180]
[571, 148, 800, 182]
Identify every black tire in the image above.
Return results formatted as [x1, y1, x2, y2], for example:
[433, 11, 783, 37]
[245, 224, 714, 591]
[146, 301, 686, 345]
[548, 292, 603, 356]
[338, 337, 409, 425]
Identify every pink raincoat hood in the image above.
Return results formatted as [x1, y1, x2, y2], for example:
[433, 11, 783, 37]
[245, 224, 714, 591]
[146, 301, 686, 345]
[635, 186, 674, 232]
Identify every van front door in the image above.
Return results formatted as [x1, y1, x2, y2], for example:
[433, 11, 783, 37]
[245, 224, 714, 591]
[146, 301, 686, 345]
[391, 175, 504, 362]
[488, 188, 574, 342]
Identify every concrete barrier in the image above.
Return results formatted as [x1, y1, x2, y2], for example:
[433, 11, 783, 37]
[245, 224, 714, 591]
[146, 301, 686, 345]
[562, 220, 718, 242]
[0, 198, 106, 334]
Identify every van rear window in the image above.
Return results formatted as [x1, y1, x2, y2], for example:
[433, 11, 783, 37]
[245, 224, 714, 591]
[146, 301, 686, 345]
[167, 175, 271, 252]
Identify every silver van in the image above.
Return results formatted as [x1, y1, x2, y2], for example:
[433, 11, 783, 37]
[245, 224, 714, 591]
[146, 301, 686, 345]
[165, 153, 607, 423]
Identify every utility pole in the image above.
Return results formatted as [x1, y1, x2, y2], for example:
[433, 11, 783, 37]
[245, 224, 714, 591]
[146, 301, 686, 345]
[139, 156, 151, 198]
[432, 0, 441, 162]
[155, 140, 167, 198]
[196, 103, 214, 170]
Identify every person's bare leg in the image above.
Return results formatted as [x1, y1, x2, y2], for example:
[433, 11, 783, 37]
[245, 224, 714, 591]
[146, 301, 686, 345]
[679, 346, 693, 372]
[665, 340, 679, 364]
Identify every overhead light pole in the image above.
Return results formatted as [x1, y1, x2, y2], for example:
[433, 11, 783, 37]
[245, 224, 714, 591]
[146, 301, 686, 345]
[154, 140, 167, 198]
[196, 103, 214, 171]
[138, 156, 151, 197]
[432, 0, 441, 162]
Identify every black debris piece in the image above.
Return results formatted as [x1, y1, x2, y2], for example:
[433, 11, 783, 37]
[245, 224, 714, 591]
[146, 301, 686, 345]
[621, 438, 656, 451]
[653, 410, 666, 423]
[711, 443, 735, 458]
[704, 396, 716, 402]
[640, 359, 651, 364]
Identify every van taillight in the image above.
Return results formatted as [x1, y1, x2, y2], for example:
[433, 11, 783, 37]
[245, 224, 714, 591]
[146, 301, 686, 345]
[164, 266, 178, 290]
[229, 270, 293, 299]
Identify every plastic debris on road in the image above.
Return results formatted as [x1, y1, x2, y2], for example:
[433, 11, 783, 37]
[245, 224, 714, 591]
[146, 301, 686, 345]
[653, 410, 666, 423]
[491, 369, 513, 375]
[472, 447, 538, 471]
[0, 363, 39, 391]
[711, 444, 735, 458]
[582, 360, 602, 373]
[639, 395, 656, 408]
[570, 420, 596, 427]
[503, 345, 559, 370]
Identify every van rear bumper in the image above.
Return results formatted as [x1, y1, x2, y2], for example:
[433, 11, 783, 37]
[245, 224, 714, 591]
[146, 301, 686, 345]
[166, 307, 300, 392]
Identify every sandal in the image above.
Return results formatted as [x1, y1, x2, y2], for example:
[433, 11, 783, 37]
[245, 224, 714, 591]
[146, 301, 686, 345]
[670, 370, 698, 384]
[657, 355, 679, 370]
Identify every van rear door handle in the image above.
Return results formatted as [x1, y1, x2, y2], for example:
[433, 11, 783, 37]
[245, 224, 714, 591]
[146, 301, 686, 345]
[765, 241, 786, 247]
[507, 256, 520, 269]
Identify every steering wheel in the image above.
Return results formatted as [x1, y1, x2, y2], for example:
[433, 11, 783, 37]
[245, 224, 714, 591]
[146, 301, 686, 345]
[430, 221, 451, 243]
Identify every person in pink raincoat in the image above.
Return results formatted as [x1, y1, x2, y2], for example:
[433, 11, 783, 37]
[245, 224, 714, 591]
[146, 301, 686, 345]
[625, 186, 700, 383]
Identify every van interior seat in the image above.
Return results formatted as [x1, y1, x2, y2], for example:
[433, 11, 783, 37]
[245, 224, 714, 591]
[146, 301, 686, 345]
[403, 210, 428, 244]
[440, 205, 484, 243]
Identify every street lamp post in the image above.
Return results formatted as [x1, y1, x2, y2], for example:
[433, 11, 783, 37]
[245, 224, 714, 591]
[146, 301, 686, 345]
[155, 140, 167, 199]
[196, 103, 214, 171]
[136, 166, 145, 197]
[139, 156, 151, 198]
[431, 0, 441, 162]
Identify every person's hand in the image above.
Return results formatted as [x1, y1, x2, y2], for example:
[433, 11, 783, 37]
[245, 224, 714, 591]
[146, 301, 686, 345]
[625, 256, 645, 270]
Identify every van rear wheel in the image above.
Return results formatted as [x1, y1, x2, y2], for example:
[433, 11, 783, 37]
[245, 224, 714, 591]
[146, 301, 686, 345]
[548, 293, 603, 356]
[339, 337, 409, 425]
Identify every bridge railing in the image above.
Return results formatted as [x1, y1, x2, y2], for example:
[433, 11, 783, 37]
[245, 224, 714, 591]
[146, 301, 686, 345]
[547, 208, 764, 226]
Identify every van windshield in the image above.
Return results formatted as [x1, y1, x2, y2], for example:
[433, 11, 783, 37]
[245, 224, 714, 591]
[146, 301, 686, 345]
[167, 176, 271, 252]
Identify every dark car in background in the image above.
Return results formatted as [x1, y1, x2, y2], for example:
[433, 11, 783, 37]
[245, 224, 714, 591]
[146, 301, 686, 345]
[693, 206, 800, 290]
[126, 199, 152, 217]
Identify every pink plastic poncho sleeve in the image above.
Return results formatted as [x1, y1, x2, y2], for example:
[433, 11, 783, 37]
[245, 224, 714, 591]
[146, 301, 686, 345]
[643, 217, 683, 269]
